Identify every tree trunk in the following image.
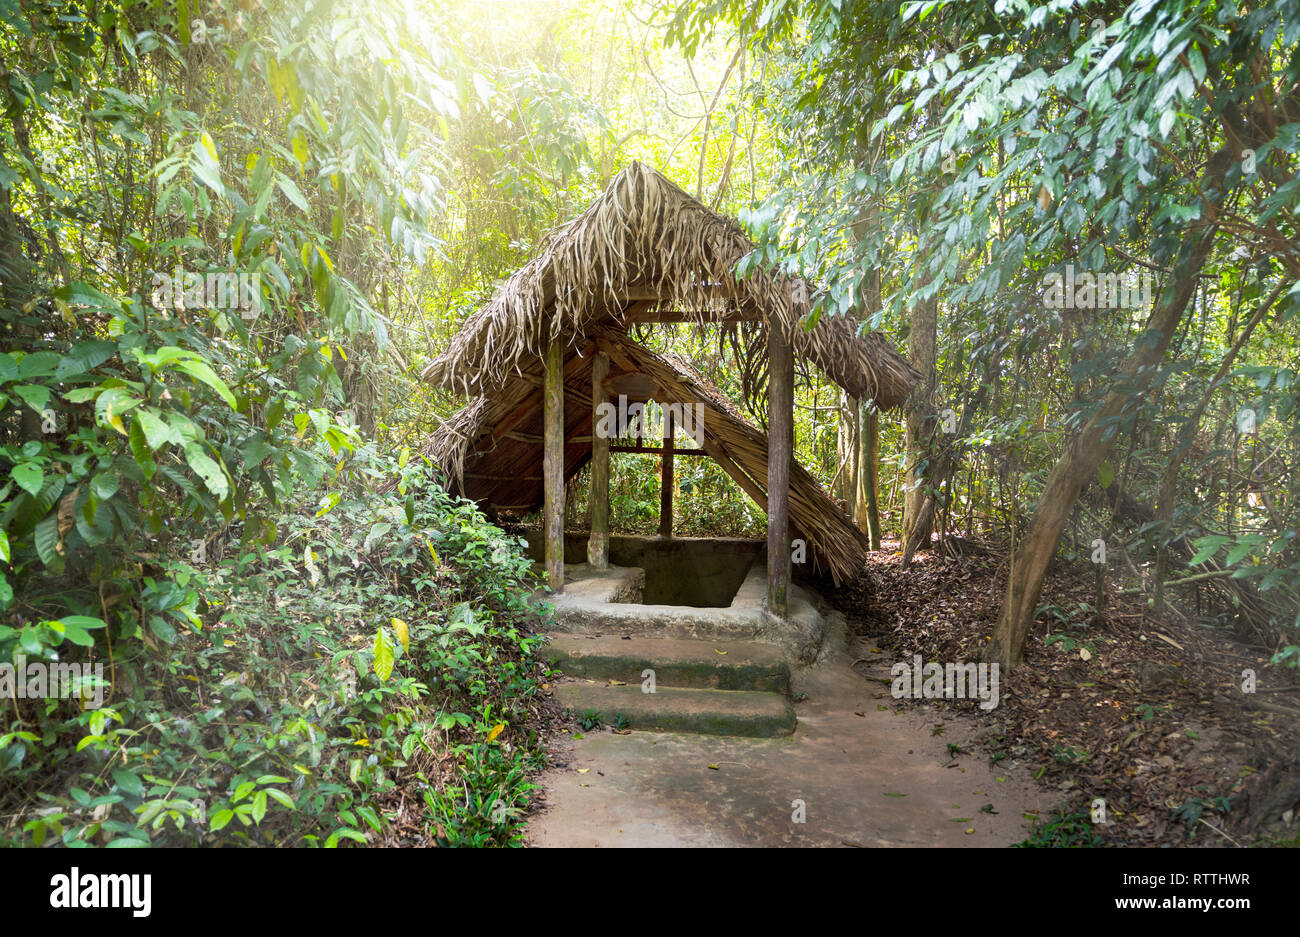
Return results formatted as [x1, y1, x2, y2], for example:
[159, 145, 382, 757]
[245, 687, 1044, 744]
[902, 288, 937, 557]
[985, 147, 1238, 669]
[861, 403, 881, 549]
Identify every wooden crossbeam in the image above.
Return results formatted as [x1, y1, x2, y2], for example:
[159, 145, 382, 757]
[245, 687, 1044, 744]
[610, 445, 709, 456]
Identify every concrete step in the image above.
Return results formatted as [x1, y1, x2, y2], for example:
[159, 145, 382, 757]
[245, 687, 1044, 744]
[545, 634, 790, 693]
[555, 682, 797, 738]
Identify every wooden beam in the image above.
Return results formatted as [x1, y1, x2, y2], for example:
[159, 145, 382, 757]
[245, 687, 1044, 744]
[622, 283, 740, 303]
[594, 331, 640, 373]
[767, 322, 793, 617]
[588, 351, 610, 569]
[610, 445, 709, 456]
[659, 409, 674, 537]
[543, 337, 565, 591]
[623, 309, 760, 324]
[604, 372, 657, 398]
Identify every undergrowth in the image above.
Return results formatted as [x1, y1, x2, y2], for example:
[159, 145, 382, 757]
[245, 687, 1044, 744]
[1, 453, 551, 847]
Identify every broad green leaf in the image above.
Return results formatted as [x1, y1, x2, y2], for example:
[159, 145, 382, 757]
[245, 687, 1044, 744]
[33, 513, 61, 569]
[373, 627, 393, 682]
[111, 768, 144, 798]
[55, 339, 117, 379]
[1224, 542, 1255, 567]
[174, 360, 237, 409]
[11, 384, 50, 413]
[17, 352, 60, 379]
[276, 174, 309, 213]
[134, 407, 171, 450]
[52, 282, 121, 313]
[1188, 535, 1231, 566]
[12, 462, 43, 497]
[209, 809, 234, 832]
[184, 442, 229, 500]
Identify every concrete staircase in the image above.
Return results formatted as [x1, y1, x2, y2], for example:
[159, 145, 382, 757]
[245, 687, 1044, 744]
[545, 634, 797, 738]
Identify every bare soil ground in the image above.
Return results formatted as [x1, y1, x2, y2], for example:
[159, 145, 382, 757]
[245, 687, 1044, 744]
[833, 536, 1300, 847]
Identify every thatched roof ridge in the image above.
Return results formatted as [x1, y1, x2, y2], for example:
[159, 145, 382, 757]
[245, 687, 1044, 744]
[422, 162, 919, 409]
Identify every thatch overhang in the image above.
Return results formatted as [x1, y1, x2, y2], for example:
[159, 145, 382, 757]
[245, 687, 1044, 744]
[415, 331, 873, 585]
[420, 162, 920, 408]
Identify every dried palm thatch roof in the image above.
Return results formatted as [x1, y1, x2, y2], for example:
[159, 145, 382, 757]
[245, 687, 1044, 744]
[413, 330, 872, 585]
[421, 162, 919, 408]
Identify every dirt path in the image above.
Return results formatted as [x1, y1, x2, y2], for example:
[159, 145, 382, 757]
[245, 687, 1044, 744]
[527, 618, 1053, 846]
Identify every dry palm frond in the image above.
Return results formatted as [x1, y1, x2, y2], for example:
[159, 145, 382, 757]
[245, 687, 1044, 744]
[421, 162, 919, 409]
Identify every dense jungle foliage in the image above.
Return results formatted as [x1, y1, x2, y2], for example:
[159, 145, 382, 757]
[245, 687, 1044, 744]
[1, 0, 1297, 845]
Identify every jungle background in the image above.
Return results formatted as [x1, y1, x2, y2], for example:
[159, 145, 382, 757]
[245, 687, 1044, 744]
[1, 0, 1297, 846]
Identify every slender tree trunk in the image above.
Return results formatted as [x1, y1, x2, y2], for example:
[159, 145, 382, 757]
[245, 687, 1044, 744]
[902, 288, 937, 557]
[985, 147, 1238, 669]
[861, 403, 881, 549]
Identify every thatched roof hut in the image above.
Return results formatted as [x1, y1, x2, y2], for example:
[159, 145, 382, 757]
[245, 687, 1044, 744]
[417, 163, 920, 591]
[422, 162, 918, 407]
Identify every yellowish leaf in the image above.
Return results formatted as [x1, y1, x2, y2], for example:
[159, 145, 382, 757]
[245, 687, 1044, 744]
[485, 723, 505, 743]
[392, 618, 409, 653]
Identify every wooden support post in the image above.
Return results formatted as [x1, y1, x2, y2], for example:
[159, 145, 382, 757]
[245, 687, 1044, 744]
[588, 351, 610, 569]
[767, 323, 793, 617]
[659, 409, 675, 537]
[543, 337, 565, 590]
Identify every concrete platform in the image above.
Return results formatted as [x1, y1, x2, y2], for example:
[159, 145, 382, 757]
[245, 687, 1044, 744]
[541, 561, 829, 663]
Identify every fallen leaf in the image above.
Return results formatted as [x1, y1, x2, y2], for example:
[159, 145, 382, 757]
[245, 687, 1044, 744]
[485, 723, 505, 743]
